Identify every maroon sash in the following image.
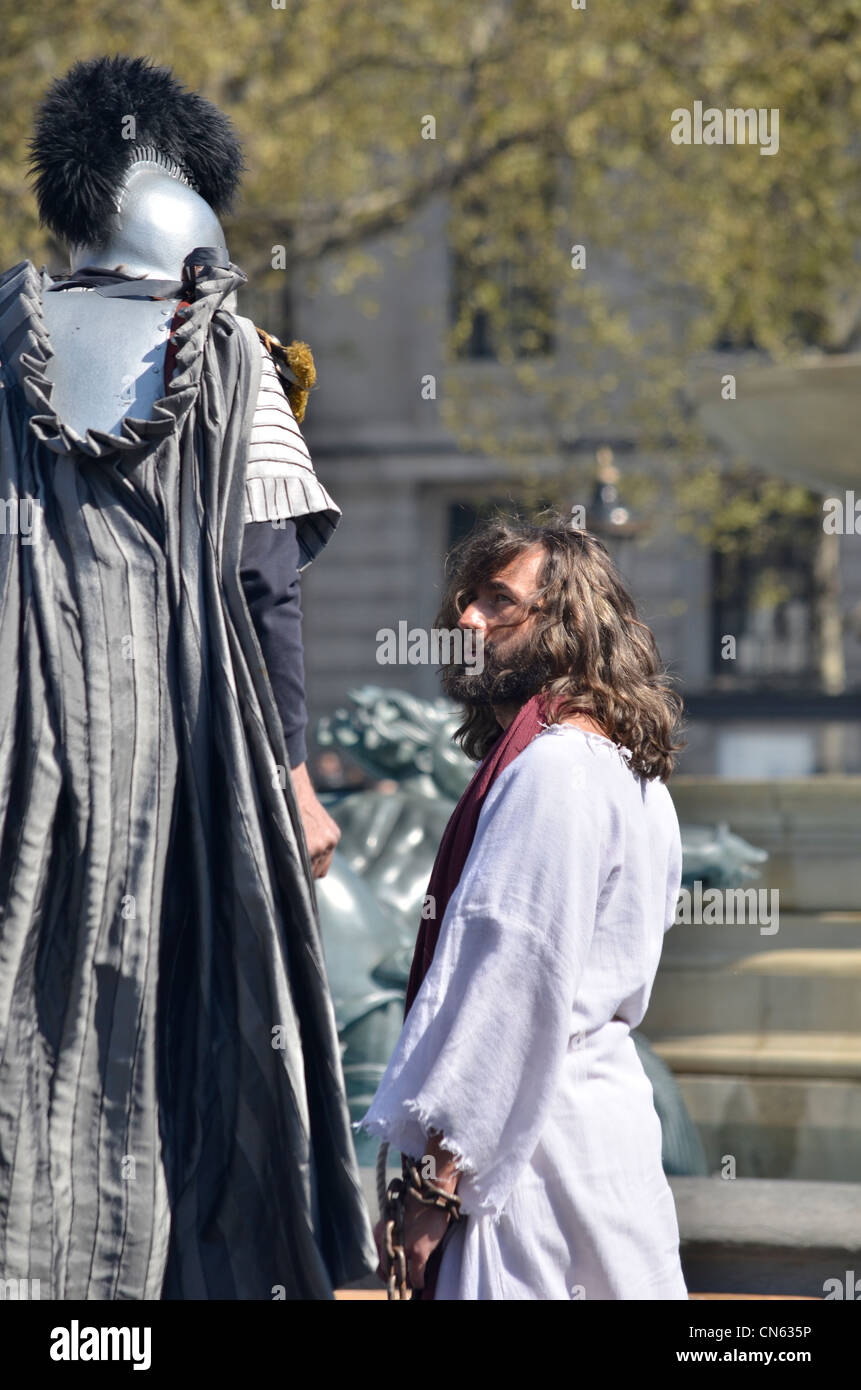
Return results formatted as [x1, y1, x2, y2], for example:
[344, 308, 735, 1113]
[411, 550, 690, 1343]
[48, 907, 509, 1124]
[404, 690, 549, 1016]
[403, 691, 549, 1299]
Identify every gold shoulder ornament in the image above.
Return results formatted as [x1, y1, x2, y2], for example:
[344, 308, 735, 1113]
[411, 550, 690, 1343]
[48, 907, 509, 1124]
[254, 326, 317, 424]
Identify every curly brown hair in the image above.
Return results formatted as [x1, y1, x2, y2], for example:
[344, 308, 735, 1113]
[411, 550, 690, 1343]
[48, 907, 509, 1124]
[436, 514, 685, 781]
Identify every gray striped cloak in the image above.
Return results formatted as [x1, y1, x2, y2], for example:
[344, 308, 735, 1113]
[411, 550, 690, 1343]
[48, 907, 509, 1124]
[0, 257, 376, 1298]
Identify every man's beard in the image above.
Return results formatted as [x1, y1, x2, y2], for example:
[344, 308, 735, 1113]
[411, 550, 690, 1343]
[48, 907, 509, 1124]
[441, 638, 554, 708]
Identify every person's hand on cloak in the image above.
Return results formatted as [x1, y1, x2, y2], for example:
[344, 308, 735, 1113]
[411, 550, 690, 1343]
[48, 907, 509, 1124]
[291, 762, 341, 878]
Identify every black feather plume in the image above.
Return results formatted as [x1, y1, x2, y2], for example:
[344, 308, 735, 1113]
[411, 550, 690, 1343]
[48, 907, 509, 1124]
[28, 54, 245, 246]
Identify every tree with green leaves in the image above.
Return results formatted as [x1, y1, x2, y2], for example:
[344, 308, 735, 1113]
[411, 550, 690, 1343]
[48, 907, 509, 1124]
[1, 0, 858, 637]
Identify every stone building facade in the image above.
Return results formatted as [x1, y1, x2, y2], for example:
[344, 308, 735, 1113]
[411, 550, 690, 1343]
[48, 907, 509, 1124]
[241, 199, 861, 777]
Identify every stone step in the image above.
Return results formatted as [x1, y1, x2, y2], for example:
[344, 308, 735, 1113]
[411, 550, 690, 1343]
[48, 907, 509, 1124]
[646, 949, 861, 1035]
[661, 911, 861, 966]
[668, 1073, 861, 1181]
[651, 1031, 861, 1079]
[671, 1175, 861, 1297]
[669, 778, 861, 912]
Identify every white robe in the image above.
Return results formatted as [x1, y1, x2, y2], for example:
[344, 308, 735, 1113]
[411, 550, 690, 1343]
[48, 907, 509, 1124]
[360, 724, 689, 1300]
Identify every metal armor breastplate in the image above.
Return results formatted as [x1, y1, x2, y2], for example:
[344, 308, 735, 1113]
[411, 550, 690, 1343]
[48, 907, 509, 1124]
[40, 287, 176, 438]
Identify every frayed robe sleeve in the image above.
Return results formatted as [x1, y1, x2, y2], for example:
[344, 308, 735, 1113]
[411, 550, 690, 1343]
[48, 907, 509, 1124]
[360, 732, 609, 1218]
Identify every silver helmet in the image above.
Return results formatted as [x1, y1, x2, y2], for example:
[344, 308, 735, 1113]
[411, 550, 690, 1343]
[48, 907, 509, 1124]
[70, 151, 230, 281]
[29, 57, 245, 437]
[30, 55, 243, 280]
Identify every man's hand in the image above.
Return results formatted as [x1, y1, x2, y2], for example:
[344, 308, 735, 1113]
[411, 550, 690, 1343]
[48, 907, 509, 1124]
[373, 1200, 452, 1292]
[291, 762, 340, 878]
[373, 1132, 462, 1293]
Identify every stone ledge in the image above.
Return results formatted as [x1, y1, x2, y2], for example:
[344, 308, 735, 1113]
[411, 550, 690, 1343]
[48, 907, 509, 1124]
[653, 1032, 861, 1079]
[671, 1176, 861, 1296]
[668, 780, 861, 912]
[661, 919, 861, 966]
[646, 952, 861, 1035]
[669, 1175, 861, 1249]
[671, 776, 861, 821]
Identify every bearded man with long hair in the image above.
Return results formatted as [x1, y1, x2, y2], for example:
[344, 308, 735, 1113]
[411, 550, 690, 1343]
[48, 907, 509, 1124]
[361, 514, 689, 1300]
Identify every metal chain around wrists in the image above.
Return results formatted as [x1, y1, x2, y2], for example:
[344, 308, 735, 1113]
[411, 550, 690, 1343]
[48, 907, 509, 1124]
[381, 1152, 463, 1300]
[401, 1155, 463, 1220]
